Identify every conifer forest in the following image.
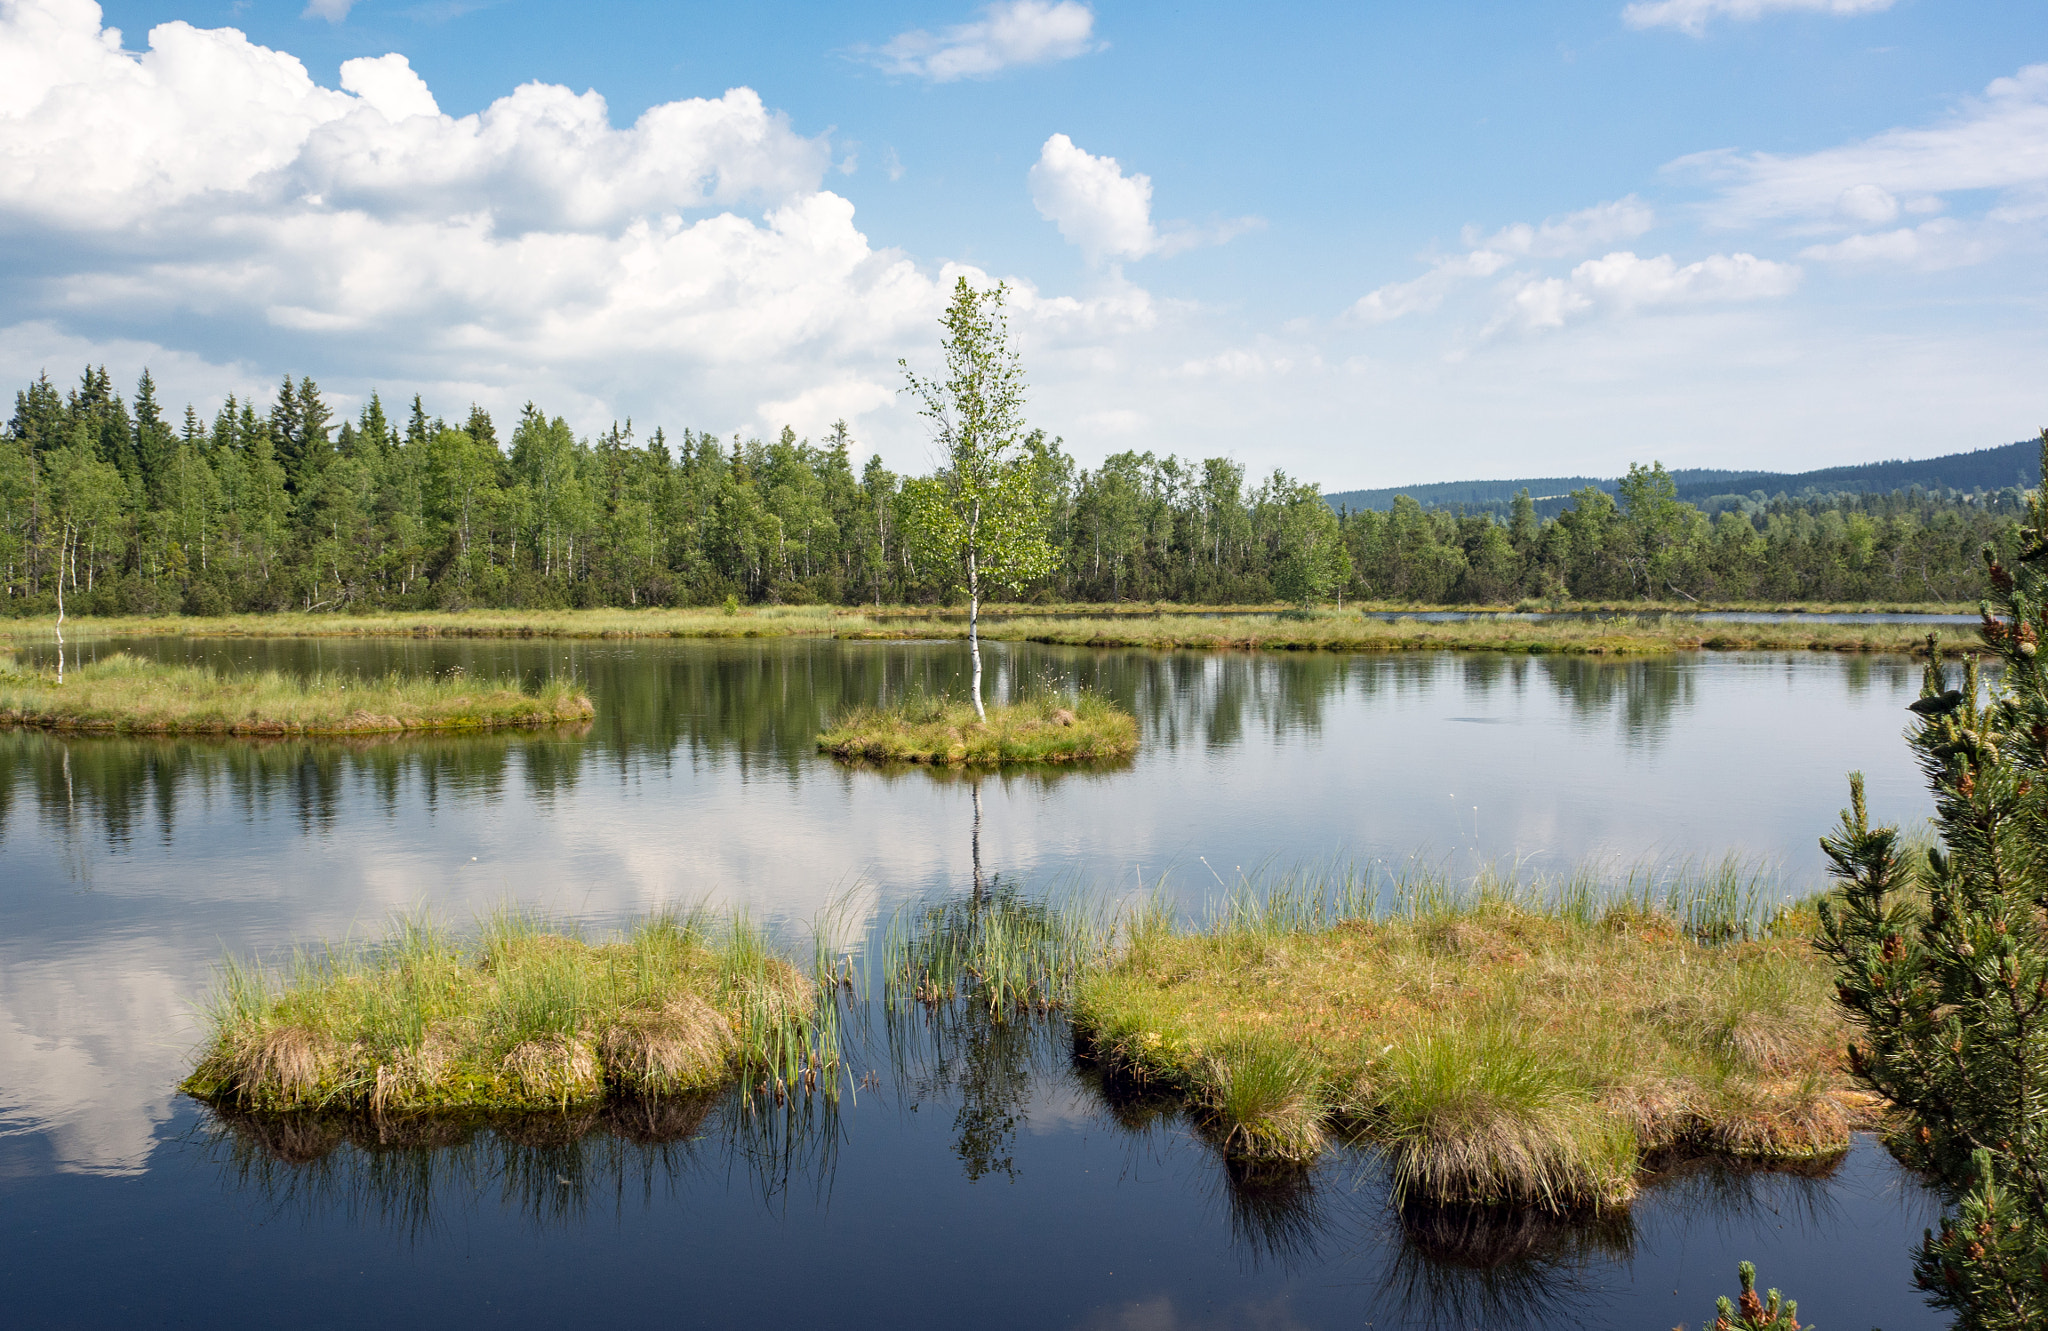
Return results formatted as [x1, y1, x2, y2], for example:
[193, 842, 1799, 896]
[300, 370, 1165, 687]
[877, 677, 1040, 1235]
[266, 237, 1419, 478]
[0, 366, 2022, 615]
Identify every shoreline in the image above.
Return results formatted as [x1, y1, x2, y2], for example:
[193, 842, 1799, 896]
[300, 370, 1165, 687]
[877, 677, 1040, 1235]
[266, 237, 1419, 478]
[0, 604, 1978, 657]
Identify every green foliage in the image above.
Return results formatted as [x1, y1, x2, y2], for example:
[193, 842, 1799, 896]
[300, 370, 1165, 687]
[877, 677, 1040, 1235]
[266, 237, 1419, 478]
[1816, 429, 2048, 1330]
[1708, 1261, 1806, 1330]
[0, 363, 2017, 616]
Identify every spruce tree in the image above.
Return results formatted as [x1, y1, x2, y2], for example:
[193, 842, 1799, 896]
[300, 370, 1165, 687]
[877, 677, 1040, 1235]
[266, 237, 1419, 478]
[1817, 432, 2048, 1330]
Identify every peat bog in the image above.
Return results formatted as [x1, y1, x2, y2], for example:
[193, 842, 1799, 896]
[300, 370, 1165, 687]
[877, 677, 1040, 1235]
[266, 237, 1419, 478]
[0, 636, 1956, 1329]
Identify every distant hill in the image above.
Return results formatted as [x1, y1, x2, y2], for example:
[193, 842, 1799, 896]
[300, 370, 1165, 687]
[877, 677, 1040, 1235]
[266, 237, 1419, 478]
[1326, 439, 2041, 517]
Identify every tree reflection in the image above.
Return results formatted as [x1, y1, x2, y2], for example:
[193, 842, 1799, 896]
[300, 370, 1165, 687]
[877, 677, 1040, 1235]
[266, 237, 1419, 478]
[196, 1085, 843, 1240]
[0, 637, 1848, 850]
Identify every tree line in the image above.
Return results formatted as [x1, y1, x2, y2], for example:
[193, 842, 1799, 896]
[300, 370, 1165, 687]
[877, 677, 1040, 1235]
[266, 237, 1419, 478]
[0, 365, 2020, 615]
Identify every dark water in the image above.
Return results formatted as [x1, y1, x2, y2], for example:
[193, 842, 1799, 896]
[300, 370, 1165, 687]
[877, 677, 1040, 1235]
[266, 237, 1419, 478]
[0, 639, 1951, 1329]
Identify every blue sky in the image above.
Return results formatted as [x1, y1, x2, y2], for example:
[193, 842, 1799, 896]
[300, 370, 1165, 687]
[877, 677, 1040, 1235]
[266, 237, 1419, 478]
[6, 0, 2046, 485]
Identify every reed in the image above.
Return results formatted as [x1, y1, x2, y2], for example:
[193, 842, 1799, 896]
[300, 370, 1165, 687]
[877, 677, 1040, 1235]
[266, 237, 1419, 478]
[184, 908, 839, 1114]
[0, 653, 593, 734]
[817, 691, 1138, 765]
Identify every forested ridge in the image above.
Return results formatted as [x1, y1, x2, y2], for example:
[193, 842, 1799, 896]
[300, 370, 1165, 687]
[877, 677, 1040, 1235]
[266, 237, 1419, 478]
[0, 366, 2025, 615]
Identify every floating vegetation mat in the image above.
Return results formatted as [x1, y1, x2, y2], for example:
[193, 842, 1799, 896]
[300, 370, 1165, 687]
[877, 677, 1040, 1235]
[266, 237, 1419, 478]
[183, 910, 840, 1114]
[817, 692, 1138, 765]
[0, 653, 593, 735]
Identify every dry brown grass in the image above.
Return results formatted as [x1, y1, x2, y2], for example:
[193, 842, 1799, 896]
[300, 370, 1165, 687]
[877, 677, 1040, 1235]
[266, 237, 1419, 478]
[1072, 895, 1866, 1210]
[184, 909, 828, 1114]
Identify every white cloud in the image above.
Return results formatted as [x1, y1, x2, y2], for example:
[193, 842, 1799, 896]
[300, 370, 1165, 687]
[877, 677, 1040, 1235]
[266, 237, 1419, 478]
[755, 376, 896, 441]
[1350, 249, 1513, 323]
[866, 1, 1100, 83]
[0, 1, 830, 233]
[1463, 195, 1656, 257]
[337, 52, 439, 121]
[1797, 218, 1995, 269]
[0, 0, 1001, 457]
[1027, 133, 1254, 265]
[302, 0, 356, 22]
[1029, 132, 1157, 263]
[1351, 197, 1654, 324]
[1680, 64, 2048, 231]
[1622, 0, 1895, 37]
[1176, 347, 1311, 380]
[1499, 250, 1801, 332]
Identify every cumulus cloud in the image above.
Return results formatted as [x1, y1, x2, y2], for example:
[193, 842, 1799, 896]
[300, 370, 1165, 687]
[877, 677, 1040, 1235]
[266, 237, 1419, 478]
[0, 0, 1028, 453]
[866, 0, 1100, 82]
[1678, 64, 2048, 231]
[1622, 0, 1894, 36]
[1498, 250, 1801, 332]
[0, 3, 831, 235]
[1027, 133, 1254, 265]
[1029, 133, 1157, 263]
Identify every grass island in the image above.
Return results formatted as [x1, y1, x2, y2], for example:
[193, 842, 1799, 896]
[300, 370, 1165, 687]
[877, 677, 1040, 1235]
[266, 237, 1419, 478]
[184, 910, 833, 1115]
[817, 692, 1139, 765]
[0, 653, 593, 735]
[1068, 886, 1863, 1211]
[886, 866, 1870, 1215]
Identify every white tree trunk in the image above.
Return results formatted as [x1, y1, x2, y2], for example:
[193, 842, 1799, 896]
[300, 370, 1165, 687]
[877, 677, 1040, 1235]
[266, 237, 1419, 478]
[968, 548, 985, 722]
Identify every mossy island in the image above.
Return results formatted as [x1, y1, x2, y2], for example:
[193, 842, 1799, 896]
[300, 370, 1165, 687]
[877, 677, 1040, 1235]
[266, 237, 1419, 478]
[817, 692, 1138, 766]
[183, 911, 835, 1115]
[0, 652, 593, 735]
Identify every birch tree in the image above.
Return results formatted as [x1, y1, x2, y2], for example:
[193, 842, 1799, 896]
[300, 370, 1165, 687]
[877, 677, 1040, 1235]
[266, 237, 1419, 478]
[900, 279, 1055, 721]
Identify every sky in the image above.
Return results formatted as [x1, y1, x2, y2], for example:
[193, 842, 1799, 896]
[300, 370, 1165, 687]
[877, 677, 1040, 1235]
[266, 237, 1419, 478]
[1, 0, 2045, 487]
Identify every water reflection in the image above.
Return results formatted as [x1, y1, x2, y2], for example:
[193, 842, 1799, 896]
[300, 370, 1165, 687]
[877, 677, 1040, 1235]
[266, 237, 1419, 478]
[1, 643, 1937, 1185]
[189, 1006, 1927, 1331]
[0, 640, 1923, 851]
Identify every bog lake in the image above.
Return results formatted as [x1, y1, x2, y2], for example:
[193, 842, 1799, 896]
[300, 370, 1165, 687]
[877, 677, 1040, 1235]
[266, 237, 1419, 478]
[0, 637, 1952, 1329]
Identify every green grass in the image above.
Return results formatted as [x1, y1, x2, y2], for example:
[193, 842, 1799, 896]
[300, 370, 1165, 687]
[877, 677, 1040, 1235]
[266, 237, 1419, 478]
[904, 861, 1872, 1211]
[1, 602, 1976, 658]
[183, 908, 839, 1113]
[929, 611, 1963, 657]
[817, 692, 1139, 765]
[0, 653, 593, 734]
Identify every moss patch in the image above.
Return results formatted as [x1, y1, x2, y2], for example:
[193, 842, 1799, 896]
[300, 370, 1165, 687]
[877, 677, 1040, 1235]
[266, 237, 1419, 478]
[817, 692, 1138, 765]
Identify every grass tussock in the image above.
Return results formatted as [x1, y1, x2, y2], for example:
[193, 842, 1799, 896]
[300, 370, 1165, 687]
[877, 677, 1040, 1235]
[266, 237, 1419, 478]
[1069, 864, 1869, 1211]
[817, 692, 1138, 765]
[184, 909, 837, 1114]
[0, 653, 593, 735]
